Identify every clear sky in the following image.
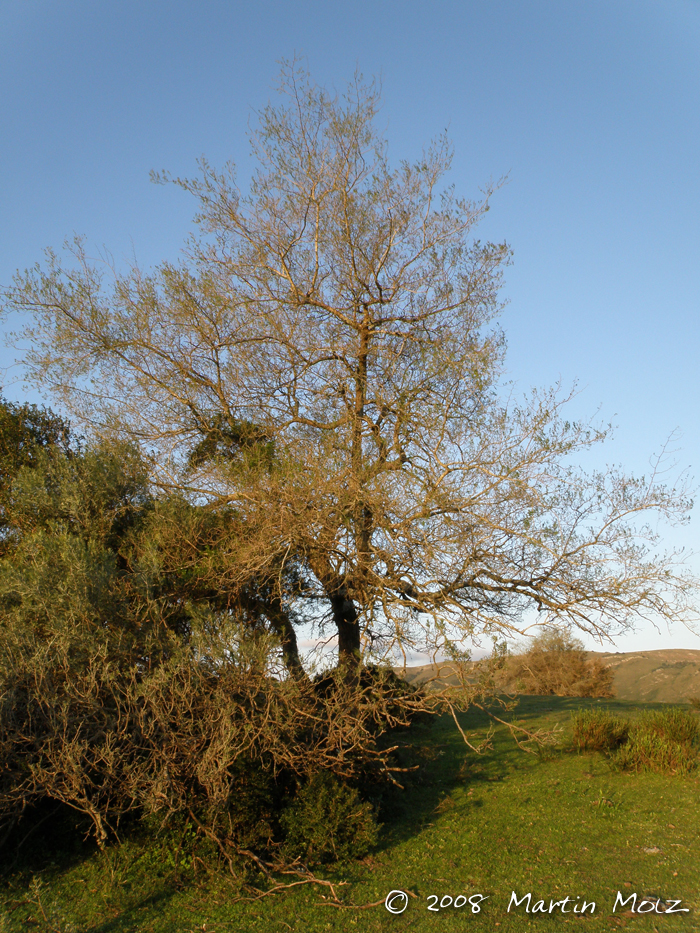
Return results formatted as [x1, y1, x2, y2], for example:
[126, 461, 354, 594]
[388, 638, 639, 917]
[1, 0, 699, 655]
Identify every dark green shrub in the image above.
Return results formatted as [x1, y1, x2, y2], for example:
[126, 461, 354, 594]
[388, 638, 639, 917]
[281, 772, 379, 865]
[188, 758, 283, 855]
[571, 708, 629, 752]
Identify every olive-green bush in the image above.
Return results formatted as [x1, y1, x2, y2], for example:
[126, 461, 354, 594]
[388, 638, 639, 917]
[281, 772, 378, 865]
[0, 411, 434, 876]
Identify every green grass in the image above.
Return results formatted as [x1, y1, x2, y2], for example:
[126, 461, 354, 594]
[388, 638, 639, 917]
[2, 696, 699, 931]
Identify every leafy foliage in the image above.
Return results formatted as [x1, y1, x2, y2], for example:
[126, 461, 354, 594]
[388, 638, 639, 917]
[281, 772, 379, 865]
[0, 395, 71, 552]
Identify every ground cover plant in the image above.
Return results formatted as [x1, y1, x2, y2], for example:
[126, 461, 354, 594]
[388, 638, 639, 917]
[571, 708, 630, 752]
[1, 696, 698, 932]
[572, 706, 699, 774]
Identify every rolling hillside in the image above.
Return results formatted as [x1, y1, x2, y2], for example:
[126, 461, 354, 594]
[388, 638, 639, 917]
[594, 648, 700, 703]
[397, 648, 700, 703]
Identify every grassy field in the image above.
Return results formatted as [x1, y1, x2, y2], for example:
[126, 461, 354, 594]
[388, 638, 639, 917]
[2, 696, 698, 932]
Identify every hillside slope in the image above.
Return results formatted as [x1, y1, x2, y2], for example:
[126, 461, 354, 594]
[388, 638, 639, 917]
[397, 648, 700, 703]
[595, 648, 700, 703]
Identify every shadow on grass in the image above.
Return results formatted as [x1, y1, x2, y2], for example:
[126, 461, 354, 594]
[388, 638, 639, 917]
[79, 887, 181, 933]
[0, 805, 195, 933]
[372, 700, 539, 852]
[373, 693, 667, 853]
[0, 800, 98, 878]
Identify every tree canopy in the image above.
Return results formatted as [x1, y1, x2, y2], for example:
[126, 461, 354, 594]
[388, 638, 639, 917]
[3, 64, 697, 670]
[0, 395, 71, 551]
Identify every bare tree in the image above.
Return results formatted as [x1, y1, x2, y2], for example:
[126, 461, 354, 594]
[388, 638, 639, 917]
[4, 63, 697, 670]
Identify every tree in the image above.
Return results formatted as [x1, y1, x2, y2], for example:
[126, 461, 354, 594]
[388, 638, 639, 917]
[3, 64, 697, 672]
[0, 395, 71, 552]
[500, 628, 615, 697]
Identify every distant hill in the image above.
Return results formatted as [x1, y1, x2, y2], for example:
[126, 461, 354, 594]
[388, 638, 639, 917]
[396, 649, 700, 704]
[592, 649, 700, 703]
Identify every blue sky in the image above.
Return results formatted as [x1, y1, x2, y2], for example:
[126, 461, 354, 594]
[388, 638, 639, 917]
[1, 0, 699, 654]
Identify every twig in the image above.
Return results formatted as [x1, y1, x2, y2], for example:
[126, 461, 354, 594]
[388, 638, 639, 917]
[473, 702, 559, 751]
[322, 889, 419, 910]
[446, 703, 493, 753]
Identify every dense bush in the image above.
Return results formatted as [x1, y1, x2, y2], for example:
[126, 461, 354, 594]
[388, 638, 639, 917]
[0, 605, 404, 860]
[0, 433, 416, 872]
[281, 772, 379, 865]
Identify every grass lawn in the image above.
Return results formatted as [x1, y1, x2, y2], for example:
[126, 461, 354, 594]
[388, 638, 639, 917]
[2, 696, 698, 932]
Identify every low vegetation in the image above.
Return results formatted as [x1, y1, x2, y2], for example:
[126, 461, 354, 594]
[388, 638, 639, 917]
[1, 696, 699, 931]
[571, 708, 630, 751]
[572, 705, 699, 776]
[280, 771, 379, 866]
[612, 707, 700, 776]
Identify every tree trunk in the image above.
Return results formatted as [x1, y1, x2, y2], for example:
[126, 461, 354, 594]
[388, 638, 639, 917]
[308, 552, 362, 668]
[331, 594, 361, 667]
[267, 601, 308, 681]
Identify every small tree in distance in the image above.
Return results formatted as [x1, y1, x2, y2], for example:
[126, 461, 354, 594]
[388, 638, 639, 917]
[3, 62, 697, 672]
[501, 628, 615, 697]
